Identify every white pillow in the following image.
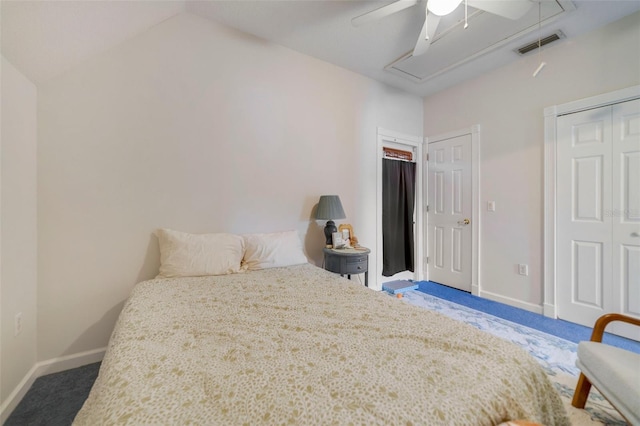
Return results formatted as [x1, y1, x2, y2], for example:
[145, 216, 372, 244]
[242, 230, 308, 270]
[155, 228, 245, 278]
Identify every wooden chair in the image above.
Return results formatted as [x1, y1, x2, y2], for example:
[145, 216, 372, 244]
[572, 313, 640, 424]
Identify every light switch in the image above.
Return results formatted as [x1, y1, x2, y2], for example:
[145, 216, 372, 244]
[487, 201, 496, 212]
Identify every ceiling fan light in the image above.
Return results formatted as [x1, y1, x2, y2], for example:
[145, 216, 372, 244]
[427, 0, 463, 16]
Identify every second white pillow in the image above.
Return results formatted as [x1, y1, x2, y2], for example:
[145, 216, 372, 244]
[242, 230, 308, 270]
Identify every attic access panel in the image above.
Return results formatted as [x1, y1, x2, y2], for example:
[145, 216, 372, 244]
[386, 0, 571, 82]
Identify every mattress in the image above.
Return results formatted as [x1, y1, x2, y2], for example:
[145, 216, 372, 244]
[74, 264, 569, 425]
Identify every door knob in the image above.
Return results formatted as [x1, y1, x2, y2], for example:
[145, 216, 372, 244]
[458, 218, 470, 225]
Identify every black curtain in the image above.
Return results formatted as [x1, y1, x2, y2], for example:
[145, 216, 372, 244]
[382, 158, 416, 277]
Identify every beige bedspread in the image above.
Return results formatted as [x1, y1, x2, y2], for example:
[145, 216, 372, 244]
[74, 264, 569, 425]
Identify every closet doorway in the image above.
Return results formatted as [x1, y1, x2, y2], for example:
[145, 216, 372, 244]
[544, 86, 640, 340]
[376, 128, 423, 291]
[555, 98, 640, 339]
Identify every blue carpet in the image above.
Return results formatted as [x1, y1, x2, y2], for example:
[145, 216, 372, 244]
[416, 281, 640, 354]
[5, 362, 100, 426]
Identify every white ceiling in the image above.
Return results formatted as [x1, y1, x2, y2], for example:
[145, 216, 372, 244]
[2, 0, 639, 97]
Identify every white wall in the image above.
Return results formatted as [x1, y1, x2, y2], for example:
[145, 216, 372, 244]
[37, 12, 422, 361]
[0, 57, 38, 410]
[423, 12, 640, 311]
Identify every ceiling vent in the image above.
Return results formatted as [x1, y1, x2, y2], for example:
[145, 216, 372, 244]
[516, 31, 565, 55]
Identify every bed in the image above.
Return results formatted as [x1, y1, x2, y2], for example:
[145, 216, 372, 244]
[74, 230, 569, 425]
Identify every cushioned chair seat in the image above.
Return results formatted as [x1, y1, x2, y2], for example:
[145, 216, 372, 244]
[576, 341, 640, 424]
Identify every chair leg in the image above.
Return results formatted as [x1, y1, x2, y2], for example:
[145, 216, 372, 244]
[572, 373, 592, 408]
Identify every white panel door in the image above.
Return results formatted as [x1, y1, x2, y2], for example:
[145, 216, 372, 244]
[427, 134, 472, 291]
[557, 98, 640, 339]
[611, 99, 640, 338]
[557, 106, 613, 325]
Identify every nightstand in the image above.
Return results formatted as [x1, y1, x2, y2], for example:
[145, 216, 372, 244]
[323, 247, 370, 287]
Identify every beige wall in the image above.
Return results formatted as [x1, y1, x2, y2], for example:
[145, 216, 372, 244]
[0, 57, 38, 406]
[423, 12, 640, 310]
[37, 13, 423, 361]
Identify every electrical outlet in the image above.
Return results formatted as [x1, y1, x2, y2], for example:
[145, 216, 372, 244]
[518, 264, 529, 276]
[15, 312, 23, 336]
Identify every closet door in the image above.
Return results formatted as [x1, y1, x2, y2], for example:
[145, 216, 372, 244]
[557, 105, 613, 327]
[611, 99, 640, 338]
[557, 98, 640, 339]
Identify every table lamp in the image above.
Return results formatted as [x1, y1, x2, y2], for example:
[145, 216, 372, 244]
[315, 195, 346, 247]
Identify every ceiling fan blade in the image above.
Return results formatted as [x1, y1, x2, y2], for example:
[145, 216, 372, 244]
[466, 0, 533, 20]
[352, 0, 419, 27]
[413, 12, 440, 56]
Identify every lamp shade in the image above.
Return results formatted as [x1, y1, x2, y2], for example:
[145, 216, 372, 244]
[315, 195, 346, 220]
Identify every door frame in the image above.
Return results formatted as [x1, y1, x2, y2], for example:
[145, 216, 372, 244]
[543, 85, 640, 318]
[425, 125, 481, 295]
[376, 127, 423, 291]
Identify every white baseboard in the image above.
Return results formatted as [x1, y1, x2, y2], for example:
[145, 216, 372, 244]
[0, 363, 39, 425]
[478, 289, 544, 315]
[0, 347, 105, 424]
[33, 347, 106, 377]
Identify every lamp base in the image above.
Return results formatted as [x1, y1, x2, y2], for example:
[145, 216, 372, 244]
[324, 220, 337, 247]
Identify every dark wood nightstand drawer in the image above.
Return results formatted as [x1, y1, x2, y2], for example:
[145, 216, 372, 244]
[344, 257, 367, 274]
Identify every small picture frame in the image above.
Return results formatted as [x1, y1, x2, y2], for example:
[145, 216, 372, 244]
[338, 224, 356, 247]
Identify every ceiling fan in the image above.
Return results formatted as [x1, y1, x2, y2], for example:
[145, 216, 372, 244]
[352, 0, 534, 57]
